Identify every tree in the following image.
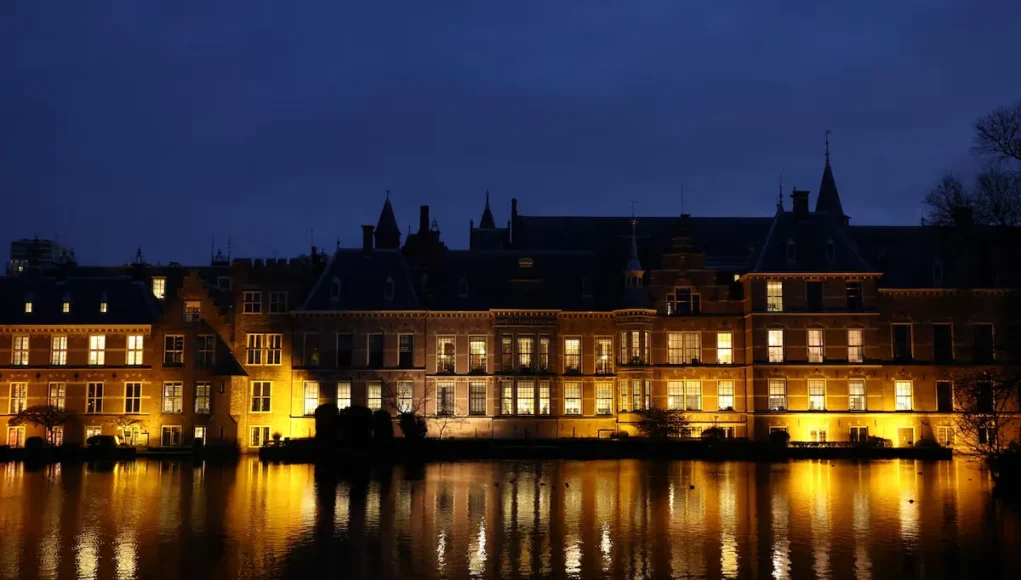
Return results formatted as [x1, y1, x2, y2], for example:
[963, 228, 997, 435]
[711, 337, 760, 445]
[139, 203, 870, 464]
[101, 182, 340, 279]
[974, 166, 1021, 227]
[973, 101, 1021, 162]
[314, 403, 339, 446]
[338, 405, 374, 445]
[951, 371, 1020, 464]
[371, 410, 394, 444]
[923, 173, 974, 227]
[635, 408, 689, 439]
[398, 412, 428, 442]
[9, 405, 73, 445]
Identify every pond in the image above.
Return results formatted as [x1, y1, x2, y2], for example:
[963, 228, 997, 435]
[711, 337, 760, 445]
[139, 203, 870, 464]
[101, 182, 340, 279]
[1, 458, 1018, 579]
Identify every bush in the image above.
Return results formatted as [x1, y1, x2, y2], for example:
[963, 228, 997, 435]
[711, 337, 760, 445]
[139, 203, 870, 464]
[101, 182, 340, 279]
[913, 438, 942, 449]
[372, 410, 394, 444]
[314, 404, 339, 445]
[398, 412, 428, 442]
[339, 405, 374, 445]
[701, 427, 726, 441]
[635, 408, 689, 439]
[768, 430, 790, 448]
[25, 436, 47, 450]
[609, 431, 630, 440]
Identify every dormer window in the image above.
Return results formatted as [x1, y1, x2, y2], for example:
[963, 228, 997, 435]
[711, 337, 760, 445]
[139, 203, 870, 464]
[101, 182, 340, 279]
[581, 277, 593, 298]
[384, 276, 395, 301]
[786, 239, 796, 263]
[152, 276, 166, 300]
[330, 277, 341, 301]
[933, 259, 943, 287]
[62, 295, 71, 314]
[518, 257, 534, 269]
[24, 300, 32, 314]
[99, 293, 108, 313]
[825, 240, 835, 263]
[457, 277, 469, 297]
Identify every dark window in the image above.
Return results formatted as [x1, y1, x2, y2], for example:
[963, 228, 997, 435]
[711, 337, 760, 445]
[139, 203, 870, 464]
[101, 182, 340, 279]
[977, 381, 993, 412]
[825, 240, 835, 263]
[304, 334, 320, 367]
[368, 334, 384, 368]
[806, 282, 823, 311]
[336, 334, 353, 368]
[892, 324, 912, 361]
[667, 288, 700, 315]
[936, 380, 953, 412]
[933, 324, 953, 362]
[846, 281, 863, 310]
[973, 324, 994, 362]
[501, 335, 513, 371]
[399, 335, 414, 368]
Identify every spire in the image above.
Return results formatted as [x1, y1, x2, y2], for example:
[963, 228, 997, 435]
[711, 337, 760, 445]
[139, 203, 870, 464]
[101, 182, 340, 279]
[814, 129, 847, 223]
[777, 172, 784, 211]
[625, 202, 643, 275]
[479, 189, 496, 228]
[374, 192, 401, 249]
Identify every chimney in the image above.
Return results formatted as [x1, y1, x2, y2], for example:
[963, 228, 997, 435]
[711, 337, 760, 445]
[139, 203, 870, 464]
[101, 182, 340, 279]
[419, 205, 429, 234]
[361, 225, 374, 251]
[791, 189, 810, 218]
[510, 198, 518, 244]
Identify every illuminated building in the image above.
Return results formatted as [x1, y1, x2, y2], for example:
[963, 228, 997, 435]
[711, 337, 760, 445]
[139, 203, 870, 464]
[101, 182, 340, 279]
[1, 153, 1018, 449]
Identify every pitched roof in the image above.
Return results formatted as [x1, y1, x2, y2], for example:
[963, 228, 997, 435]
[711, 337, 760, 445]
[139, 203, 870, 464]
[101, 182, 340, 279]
[301, 249, 419, 310]
[753, 211, 872, 273]
[374, 198, 401, 249]
[815, 160, 845, 218]
[0, 276, 158, 325]
[479, 191, 496, 229]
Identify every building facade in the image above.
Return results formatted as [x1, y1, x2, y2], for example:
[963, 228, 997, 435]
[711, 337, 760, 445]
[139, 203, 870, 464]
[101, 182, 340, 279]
[2, 156, 1019, 450]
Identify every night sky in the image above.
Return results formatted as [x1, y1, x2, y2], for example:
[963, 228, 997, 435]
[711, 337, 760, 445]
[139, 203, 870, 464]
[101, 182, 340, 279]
[3, 1, 1020, 265]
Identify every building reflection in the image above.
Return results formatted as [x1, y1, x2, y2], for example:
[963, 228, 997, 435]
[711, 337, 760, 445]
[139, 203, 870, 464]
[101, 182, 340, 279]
[0, 458, 1015, 579]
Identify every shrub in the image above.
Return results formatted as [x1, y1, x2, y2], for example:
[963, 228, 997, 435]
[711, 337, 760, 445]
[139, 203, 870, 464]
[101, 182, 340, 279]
[635, 408, 689, 439]
[398, 412, 428, 442]
[768, 430, 791, 448]
[339, 405, 374, 445]
[701, 427, 726, 441]
[372, 410, 395, 444]
[314, 404, 339, 445]
[25, 436, 47, 450]
[609, 431, 630, 440]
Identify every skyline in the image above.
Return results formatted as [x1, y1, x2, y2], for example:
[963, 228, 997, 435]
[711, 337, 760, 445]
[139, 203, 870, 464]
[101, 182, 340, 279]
[3, 1, 1021, 264]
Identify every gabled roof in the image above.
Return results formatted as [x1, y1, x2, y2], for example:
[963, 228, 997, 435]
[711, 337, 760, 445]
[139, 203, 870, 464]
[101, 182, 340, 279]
[0, 276, 158, 325]
[752, 211, 872, 274]
[301, 249, 419, 311]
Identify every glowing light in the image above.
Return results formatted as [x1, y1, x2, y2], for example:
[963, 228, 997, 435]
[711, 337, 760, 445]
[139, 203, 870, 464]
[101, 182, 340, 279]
[601, 522, 612, 571]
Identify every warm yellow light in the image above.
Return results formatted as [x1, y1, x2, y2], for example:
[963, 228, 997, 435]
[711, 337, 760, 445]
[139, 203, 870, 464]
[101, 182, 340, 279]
[24, 301, 32, 313]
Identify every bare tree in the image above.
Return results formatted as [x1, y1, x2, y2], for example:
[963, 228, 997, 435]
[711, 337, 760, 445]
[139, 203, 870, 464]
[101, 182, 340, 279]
[9, 405, 74, 444]
[432, 402, 467, 439]
[973, 102, 1021, 162]
[951, 371, 1020, 462]
[974, 165, 1021, 227]
[635, 408, 690, 439]
[923, 173, 974, 226]
[382, 379, 430, 416]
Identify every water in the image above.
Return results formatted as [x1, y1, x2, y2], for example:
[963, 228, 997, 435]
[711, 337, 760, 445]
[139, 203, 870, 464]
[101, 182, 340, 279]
[1, 458, 1018, 579]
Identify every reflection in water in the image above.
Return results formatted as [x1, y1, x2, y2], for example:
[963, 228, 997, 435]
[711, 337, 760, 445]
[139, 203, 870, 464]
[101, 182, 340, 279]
[0, 458, 1018, 579]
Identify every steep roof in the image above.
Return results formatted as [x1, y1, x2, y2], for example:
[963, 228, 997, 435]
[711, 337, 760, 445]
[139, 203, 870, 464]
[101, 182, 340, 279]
[479, 191, 496, 229]
[815, 160, 846, 218]
[374, 197, 401, 249]
[301, 249, 419, 310]
[0, 276, 158, 325]
[752, 210, 872, 274]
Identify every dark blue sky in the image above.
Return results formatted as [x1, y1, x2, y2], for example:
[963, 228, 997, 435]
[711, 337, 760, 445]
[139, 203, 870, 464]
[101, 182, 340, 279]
[3, 1, 1020, 265]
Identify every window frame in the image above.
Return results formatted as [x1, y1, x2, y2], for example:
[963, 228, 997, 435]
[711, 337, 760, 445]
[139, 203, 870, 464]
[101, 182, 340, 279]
[517, 335, 535, 372]
[242, 291, 262, 314]
[12, 335, 29, 366]
[807, 379, 826, 410]
[151, 277, 166, 300]
[250, 381, 272, 413]
[766, 280, 783, 312]
[594, 337, 613, 374]
[8, 383, 27, 414]
[126, 334, 144, 366]
[767, 378, 786, 411]
[249, 426, 270, 448]
[516, 380, 535, 415]
[595, 381, 613, 415]
[848, 379, 866, 411]
[336, 381, 352, 410]
[767, 329, 784, 363]
[539, 381, 551, 415]
[124, 382, 142, 414]
[891, 323, 913, 361]
[397, 380, 413, 413]
[303, 381, 320, 416]
[807, 328, 824, 363]
[398, 334, 415, 369]
[436, 335, 456, 373]
[47, 382, 66, 410]
[268, 291, 288, 313]
[895, 380, 913, 411]
[366, 380, 382, 411]
[197, 334, 215, 366]
[847, 328, 864, 363]
[195, 382, 211, 415]
[469, 381, 487, 415]
[563, 337, 581, 373]
[469, 335, 487, 373]
[163, 334, 185, 366]
[717, 380, 735, 411]
[86, 382, 104, 414]
[183, 300, 201, 322]
[563, 382, 582, 415]
[88, 335, 106, 366]
[717, 332, 733, 365]
[162, 382, 183, 414]
[51, 335, 68, 366]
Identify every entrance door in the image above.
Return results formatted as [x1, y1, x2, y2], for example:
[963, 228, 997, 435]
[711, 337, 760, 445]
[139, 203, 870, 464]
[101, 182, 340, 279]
[897, 427, 915, 447]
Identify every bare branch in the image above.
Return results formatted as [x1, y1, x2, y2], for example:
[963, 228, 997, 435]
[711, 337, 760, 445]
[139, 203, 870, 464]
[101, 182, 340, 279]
[923, 173, 975, 227]
[973, 102, 1021, 163]
[974, 166, 1021, 227]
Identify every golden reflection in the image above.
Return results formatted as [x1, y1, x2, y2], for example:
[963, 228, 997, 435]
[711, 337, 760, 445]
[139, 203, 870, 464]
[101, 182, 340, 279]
[0, 458, 1014, 579]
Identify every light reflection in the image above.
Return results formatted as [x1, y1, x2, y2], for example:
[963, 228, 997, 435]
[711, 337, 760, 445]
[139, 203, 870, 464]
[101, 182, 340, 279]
[771, 491, 790, 580]
[853, 488, 872, 580]
[115, 532, 137, 580]
[719, 469, 738, 579]
[601, 522, 612, 571]
[436, 528, 447, 572]
[564, 536, 582, 578]
[468, 521, 487, 576]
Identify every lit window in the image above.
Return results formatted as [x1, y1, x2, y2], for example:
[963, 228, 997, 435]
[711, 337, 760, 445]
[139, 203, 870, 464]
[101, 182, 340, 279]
[12, 335, 29, 366]
[8, 383, 27, 414]
[88, 335, 106, 365]
[768, 329, 784, 363]
[303, 381, 320, 416]
[469, 336, 487, 372]
[51, 336, 68, 365]
[194, 426, 206, 442]
[668, 381, 684, 410]
[684, 381, 702, 411]
[250, 426, 270, 447]
[717, 332, 733, 364]
[717, 380, 735, 411]
[595, 382, 613, 415]
[848, 379, 866, 411]
[619, 380, 629, 412]
[767, 280, 783, 312]
[162, 382, 183, 413]
[538, 336, 551, 371]
[397, 381, 414, 413]
[808, 329, 824, 363]
[564, 337, 581, 373]
[682, 332, 701, 364]
[768, 379, 786, 411]
[437, 336, 455, 373]
[847, 329, 864, 363]
[367, 381, 382, 411]
[184, 301, 201, 322]
[243, 291, 262, 313]
[895, 381, 913, 411]
[47, 383, 66, 410]
[501, 381, 514, 415]
[336, 382, 352, 410]
[24, 301, 32, 313]
[517, 380, 535, 415]
[564, 382, 582, 415]
[250, 381, 271, 413]
[99, 301, 107, 313]
[125, 383, 142, 413]
[195, 382, 211, 414]
[246, 333, 264, 365]
[500, 335, 513, 370]
[62, 300, 70, 313]
[539, 381, 551, 415]
[517, 336, 534, 371]
[469, 382, 486, 415]
[595, 337, 613, 374]
[808, 379, 826, 410]
[152, 277, 166, 299]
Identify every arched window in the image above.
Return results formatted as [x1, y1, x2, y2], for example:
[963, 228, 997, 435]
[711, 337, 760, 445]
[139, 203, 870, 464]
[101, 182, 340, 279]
[457, 277, 469, 297]
[786, 239, 796, 262]
[384, 276, 395, 301]
[825, 239, 835, 263]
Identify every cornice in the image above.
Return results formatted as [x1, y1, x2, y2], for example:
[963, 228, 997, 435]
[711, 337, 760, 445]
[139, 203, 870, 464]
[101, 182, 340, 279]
[0, 325, 152, 334]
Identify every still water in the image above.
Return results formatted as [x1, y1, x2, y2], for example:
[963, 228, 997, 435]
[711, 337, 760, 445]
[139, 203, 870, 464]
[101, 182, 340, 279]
[1, 458, 1019, 579]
